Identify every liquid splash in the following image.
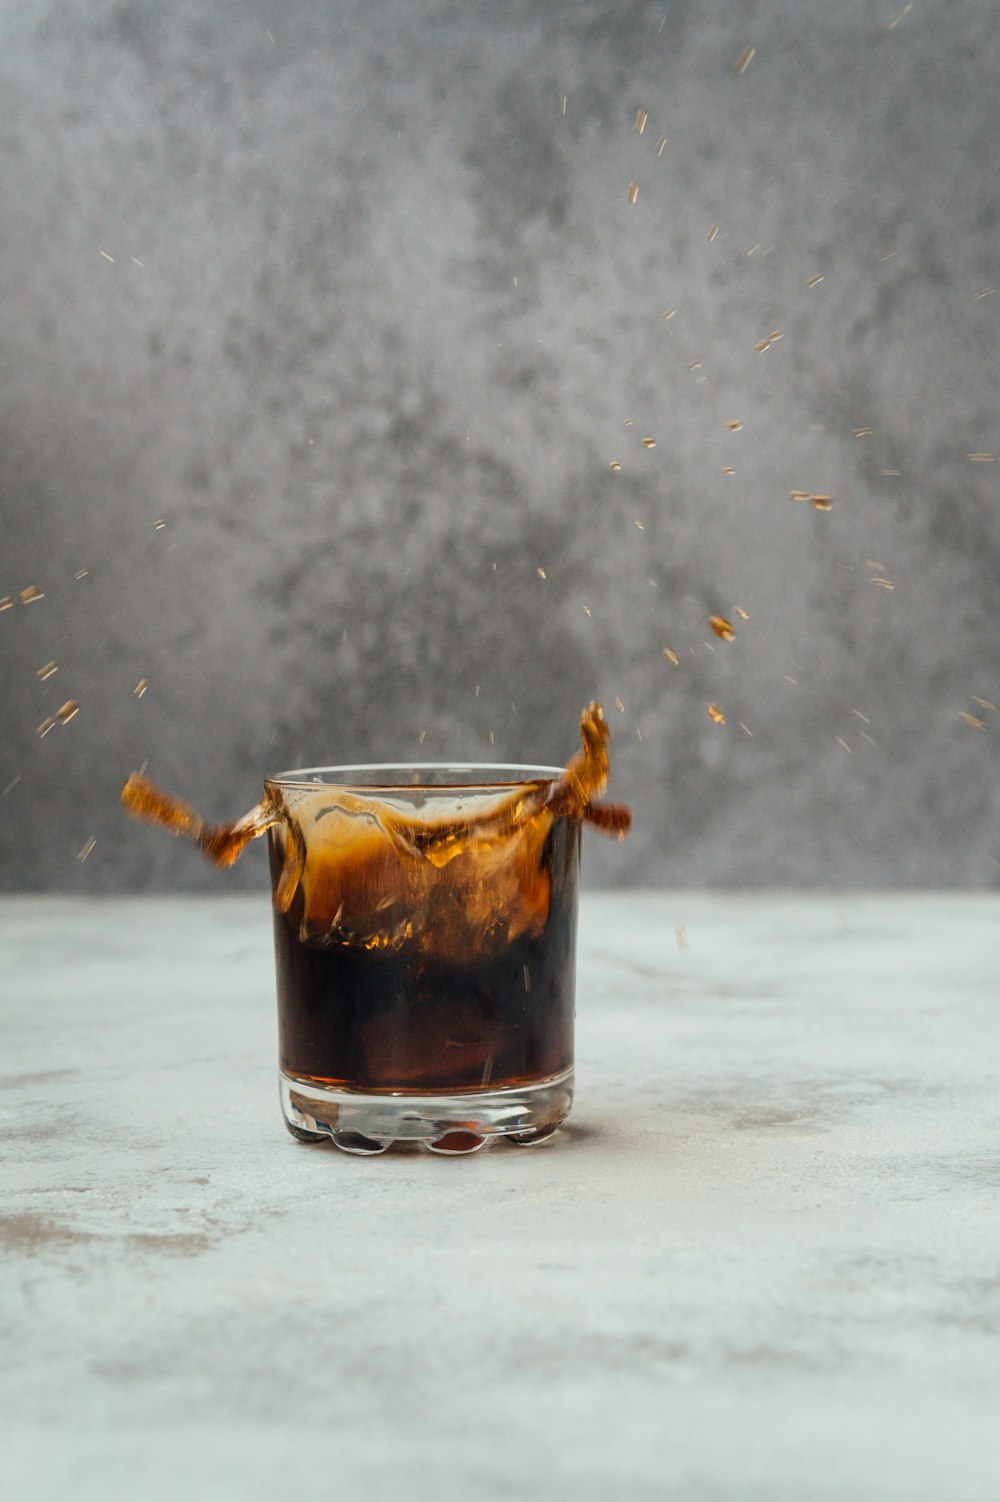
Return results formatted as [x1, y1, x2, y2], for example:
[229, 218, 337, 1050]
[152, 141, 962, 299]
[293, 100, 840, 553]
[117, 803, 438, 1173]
[122, 700, 631, 877]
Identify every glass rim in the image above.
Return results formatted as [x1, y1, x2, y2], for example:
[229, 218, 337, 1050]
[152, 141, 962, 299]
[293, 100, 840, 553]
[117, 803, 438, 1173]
[264, 761, 566, 792]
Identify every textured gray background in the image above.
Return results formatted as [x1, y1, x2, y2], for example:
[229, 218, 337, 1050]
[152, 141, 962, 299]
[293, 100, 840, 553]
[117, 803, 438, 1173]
[1, 0, 998, 893]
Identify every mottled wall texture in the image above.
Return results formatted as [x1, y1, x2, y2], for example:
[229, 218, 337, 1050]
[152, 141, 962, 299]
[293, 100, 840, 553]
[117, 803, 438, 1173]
[2, 0, 999, 893]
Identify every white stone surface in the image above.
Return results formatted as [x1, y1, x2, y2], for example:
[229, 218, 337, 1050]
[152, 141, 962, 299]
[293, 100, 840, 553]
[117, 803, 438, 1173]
[2, 893, 999, 1501]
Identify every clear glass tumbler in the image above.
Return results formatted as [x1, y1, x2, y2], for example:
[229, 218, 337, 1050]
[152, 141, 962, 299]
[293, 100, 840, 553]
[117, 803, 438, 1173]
[265, 763, 580, 1155]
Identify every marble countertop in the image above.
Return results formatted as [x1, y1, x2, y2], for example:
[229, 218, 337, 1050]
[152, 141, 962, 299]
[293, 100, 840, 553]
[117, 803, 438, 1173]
[2, 893, 999, 1501]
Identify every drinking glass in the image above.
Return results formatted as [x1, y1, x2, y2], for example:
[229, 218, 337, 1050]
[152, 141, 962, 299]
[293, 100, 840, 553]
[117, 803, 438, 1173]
[265, 763, 580, 1155]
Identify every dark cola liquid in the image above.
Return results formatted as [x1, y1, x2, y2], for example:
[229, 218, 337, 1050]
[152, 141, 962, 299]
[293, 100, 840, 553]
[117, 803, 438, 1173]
[270, 818, 579, 1093]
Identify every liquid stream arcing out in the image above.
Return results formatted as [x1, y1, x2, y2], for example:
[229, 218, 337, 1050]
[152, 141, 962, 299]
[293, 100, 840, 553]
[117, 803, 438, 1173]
[121, 701, 630, 951]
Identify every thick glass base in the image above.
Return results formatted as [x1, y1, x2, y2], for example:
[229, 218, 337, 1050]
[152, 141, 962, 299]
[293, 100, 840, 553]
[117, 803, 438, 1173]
[279, 1067, 574, 1155]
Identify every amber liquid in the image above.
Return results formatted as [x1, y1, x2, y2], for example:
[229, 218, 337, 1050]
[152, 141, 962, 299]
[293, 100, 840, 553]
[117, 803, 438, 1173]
[270, 817, 579, 1093]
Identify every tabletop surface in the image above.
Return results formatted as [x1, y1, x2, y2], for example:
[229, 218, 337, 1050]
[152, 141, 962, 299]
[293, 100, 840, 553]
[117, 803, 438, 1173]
[2, 892, 999, 1501]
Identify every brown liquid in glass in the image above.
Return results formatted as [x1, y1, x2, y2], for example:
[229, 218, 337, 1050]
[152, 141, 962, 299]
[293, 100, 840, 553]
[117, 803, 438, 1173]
[269, 816, 580, 1092]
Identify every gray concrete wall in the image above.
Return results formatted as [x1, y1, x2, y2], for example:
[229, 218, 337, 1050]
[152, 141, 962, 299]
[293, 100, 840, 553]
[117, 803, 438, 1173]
[2, 0, 998, 893]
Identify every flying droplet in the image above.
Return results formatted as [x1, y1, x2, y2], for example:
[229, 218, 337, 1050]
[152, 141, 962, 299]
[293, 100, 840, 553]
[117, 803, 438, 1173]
[709, 615, 736, 641]
[37, 662, 58, 681]
[609, 461, 622, 471]
[735, 45, 756, 74]
[726, 420, 744, 432]
[57, 700, 80, 724]
[663, 648, 679, 665]
[642, 437, 656, 449]
[810, 495, 833, 510]
[959, 712, 986, 730]
[134, 679, 148, 698]
[706, 703, 726, 725]
[628, 182, 639, 205]
[20, 586, 44, 604]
